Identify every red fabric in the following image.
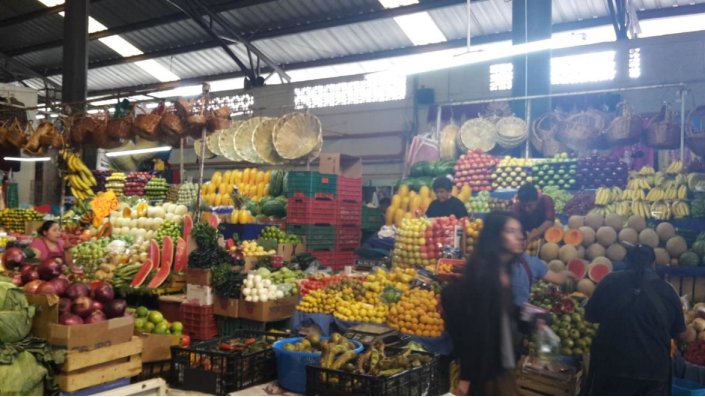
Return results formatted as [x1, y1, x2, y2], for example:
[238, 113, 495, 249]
[513, 194, 555, 232]
[29, 238, 65, 261]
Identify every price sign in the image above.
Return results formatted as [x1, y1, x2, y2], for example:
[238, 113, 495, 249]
[90, 190, 119, 227]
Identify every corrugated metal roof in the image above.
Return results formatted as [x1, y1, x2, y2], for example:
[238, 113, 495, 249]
[86, 63, 159, 91]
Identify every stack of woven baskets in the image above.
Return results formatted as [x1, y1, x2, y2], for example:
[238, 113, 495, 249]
[456, 115, 529, 153]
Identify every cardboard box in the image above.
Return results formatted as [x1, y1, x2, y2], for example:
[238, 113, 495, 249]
[186, 284, 214, 306]
[238, 295, 298, 322]
[319, 153, 363, 179]
[185, 268, 211, 286]
[277, 242, 306, 262]
[137, 333, 181, 363]
[26, 293, 134, 351]
[243, 256, 259, 272]
[213, 296, 240, 318]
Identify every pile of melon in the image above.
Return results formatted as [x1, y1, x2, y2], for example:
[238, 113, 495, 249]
[539, 213, 688, 297]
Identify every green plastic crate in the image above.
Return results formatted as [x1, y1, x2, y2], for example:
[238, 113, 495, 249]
[361, 206, 384, 231]
[287, 223, 336, 250]
[286, 172, 338, 198]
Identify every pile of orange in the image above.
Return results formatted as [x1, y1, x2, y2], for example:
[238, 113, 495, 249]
[464, 218, 484, 258]
[387, 289, 444, 337]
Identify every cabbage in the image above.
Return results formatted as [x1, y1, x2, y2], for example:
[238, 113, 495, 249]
[0, 282, 35, 343]
[256, 267, 271, 277]
[0, 351, 46, 395]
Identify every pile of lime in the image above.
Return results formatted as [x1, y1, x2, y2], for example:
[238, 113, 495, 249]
[132, 306, 184, 336]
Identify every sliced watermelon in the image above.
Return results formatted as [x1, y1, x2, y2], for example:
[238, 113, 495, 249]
[208, 213, 219, 229]
[567, 259, 588, 279]
[183, 215, 193, 242]
[149, 240, 160, 270]
[147, 254, 171, 288]
[174, 237, 187, 273]
[161, 236, 174, 271]
[588, 263, 611, 284]
[130, 259, 153, 288]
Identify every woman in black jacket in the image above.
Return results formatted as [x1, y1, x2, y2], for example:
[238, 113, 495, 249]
[441, 212, 526, 395]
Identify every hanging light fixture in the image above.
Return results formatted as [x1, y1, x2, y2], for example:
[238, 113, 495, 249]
[105, 146, 172, 158]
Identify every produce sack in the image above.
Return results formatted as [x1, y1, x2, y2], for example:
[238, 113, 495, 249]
[0, 280, 35, 343]
[406, 133, 439, 176]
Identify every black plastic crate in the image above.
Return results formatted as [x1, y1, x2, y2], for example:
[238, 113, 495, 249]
[170, 330, 288, 395]
[305, 350, 439, 396]
[133, 360, 173, 383]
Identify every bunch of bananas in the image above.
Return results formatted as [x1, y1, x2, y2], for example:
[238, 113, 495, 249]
[650, 201, 672, 220]
[595, 187, 623, 206]
[672, 200, 691, 218]
[622, 189, 646, 201]
[639, 165, 656, 175]
[626, 176, 652, 191]
[588, 207, 610, 216]
[645, 185, 688, 202]
[61, 150, 97, 201]
[611, 201, 633, 217]
[665, 160, 684, 174]
[630, 200, 652, 218]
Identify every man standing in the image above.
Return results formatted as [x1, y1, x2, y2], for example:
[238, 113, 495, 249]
[426, 177, 468, 219]
[513, 183, 556, 242]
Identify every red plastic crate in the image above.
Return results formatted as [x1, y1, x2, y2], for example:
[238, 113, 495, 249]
[337, 201, 362, 225]
[336, 225, 362, 250]
[310, 250, 358, 271]
[179, 302, 218, 341]
[287, 197, 338, 224]
[337, 177, 363, 203]
[291, 191, 336, 201]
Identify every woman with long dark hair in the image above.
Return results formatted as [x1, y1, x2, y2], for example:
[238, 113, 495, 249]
[585, 244, 692, 395]
[441, 212, 526, 395]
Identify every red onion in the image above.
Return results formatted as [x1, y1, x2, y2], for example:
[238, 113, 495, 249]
[92, 282, 115, 304]
[38, 258, 62, 281]
[3, 248, 25, 269]
[71, 296, 93, 318]
[59, 313, 84, 325]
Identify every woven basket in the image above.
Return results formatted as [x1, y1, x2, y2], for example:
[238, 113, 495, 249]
[5, 119, 28, 149]
[272, 112, 322, 160]
[207, 116, 231, 132]
[457, 117, 496, 152]
[646, 105, 680, 149]
[439, 124, 459, 160]
[107, 108, 134, 140]
[687, 106, 705, 157]
[0, 120, 10, 147]
[496, 116, 528, 149]
[605, 103, 643, 144]
[134, 107, 162, 140]
[557, 110, 605, 153]
[212, 105, 231, 119]
[530, 112, 567, 157]
[175, 97, 192, 120]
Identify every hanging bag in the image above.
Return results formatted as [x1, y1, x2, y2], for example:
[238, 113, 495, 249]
[133, 106, 162, 140]
[406, 133, 440, 175]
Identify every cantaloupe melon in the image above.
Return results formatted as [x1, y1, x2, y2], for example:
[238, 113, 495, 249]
[618, 228, 638, 245]
[604, 214, 625, 232]
[627, 215, 647, 232]
[596, 226, 618, 247]
[587, 243, 606, 260]
[548, 259, 566, 272]
[568, 216, 585, 230]
[654, 248, 670, 266]
[638, 229, 659, 248]
[577, 278, 596, 297]
[656, 222, 676, 243]
[591, 256, 614, 271]
[585, 213, 604, 230]
[666, 236, 688, 258]
[559, 245, 579, 264]
[540, 242, 560, 262]
[606, 244, 627, 262]
[580, 227, 596, 247]
[563, 229, 584, 246]
[576, 245, 586, 259]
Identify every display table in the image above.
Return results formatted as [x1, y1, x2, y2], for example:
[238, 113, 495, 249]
[673, 354, 705, 387]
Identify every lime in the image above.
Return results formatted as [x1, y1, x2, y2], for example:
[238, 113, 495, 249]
[144, 322, 155, 333]
[148, 311, 164, 324]
[154, 323, 169, 335]
[136, 306, 149, 318]
[135, 318, 146, 331]
[171, 321, 184, 333]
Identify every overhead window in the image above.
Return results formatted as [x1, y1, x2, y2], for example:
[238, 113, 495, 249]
[489, 63, 514, 92]
[629, 48, 641, 79]
[552, 50, 617, 85]
[294, 77, 406, 110]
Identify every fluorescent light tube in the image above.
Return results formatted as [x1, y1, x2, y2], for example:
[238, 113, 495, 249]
[4, 157, 51, 162]
[105, 146, 172, 158]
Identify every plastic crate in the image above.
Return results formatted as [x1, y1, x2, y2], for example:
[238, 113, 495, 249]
[171, 330, 287, 395]
[179, 303, 218, 341]
[132, 360, 173, 383]
[311, 250, 357, 270]
[336, 225, 362, 250]
[216, 317, 267, 335]
[337, 177, 363, 203]
[287, 172, 337, 198]
[305, 350, 439, 395]
[673, 378, 705, 396]
[287, 224, 336, 250]
[287, 197, 338, 224]
[361, 206, 383, 231]
[337, 200, 362, 225]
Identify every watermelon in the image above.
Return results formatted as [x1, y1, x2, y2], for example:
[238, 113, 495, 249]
[588, 262, 611, 283]
[149, 240, 160, 270]
[183, 214, 193, 242]
[692, 240, 705, 259]
[261, 201, 287, 218]
[161, 236, 174, 271]
[435, 160, 456, 176]
[567, 259, 587, 279]
[680, 251, 700, 267]
[173, 237, 187, 272]
[208, 213, 219, 229]
[268, 170, 285, 196]
[130, 259, 154, 288]
[410, 161, 431, 177]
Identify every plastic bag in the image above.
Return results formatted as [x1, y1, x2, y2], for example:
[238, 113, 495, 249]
[534, 320, 561, 365]
[406, 133, 439, 175]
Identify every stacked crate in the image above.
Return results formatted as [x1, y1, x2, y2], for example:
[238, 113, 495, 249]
[286, 172, 361, 270]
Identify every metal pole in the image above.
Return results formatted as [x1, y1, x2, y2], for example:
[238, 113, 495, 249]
[525, 99, 532, 159]
[179, 137, 184, 182]
[58, 165, 65, 228]
[194, 83, 210, 221]
[436, 104, 443, 140]
[680, 88, 687, 161]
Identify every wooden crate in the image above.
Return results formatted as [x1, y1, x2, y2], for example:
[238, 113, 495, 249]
[56, 336, 143, 392]
[516, 357, 582, 396]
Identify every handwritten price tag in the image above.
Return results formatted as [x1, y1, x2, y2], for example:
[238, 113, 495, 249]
[90, 190, 119, 227]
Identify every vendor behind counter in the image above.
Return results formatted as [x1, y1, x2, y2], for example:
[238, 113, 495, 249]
[425, 177, 468, 219]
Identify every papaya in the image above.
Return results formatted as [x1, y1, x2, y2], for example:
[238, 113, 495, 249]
[391, 194, 402, 209]
[419, 186, 430, 199]
[385, 206, 396, 225]
[223, 170, 232, 185]
[398, 185, 410, 197]
[211, 171, 222, 187]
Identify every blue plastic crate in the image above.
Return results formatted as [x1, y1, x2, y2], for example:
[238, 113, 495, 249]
[674, 378, 705, 396]
[60, 378, 130, 396]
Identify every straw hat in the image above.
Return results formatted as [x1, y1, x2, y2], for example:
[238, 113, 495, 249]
[206, 130, 223, 157]
[234, 117, 265, 164]
[457, 118, 496, 152]
[252, 117, 285, 165]
[273, 112, 322, 160]
[194, 137, 216, 159]
[218, 121, 242, 161]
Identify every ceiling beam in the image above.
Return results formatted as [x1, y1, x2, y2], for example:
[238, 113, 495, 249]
[0, 51, 60, 91]
[0, 0, 108, 29]
[32, 0, 470, 76]
[3, 0, 275, 57]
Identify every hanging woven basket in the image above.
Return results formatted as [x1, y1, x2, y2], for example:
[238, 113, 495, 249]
[273, 112, 322, 160]
[457, 117, 496, 152]
[253, 117, 285, 165]
[234, 117, 265, 164]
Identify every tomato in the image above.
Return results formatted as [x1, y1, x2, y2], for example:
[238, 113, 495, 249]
[180, 335, 191, 347]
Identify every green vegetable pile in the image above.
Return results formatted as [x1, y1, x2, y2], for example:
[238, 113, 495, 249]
[188, 224, 234, 269]
[259, 226, 301, 244]
[212, 264, 246, 299]
[542, 185, 574, 213]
